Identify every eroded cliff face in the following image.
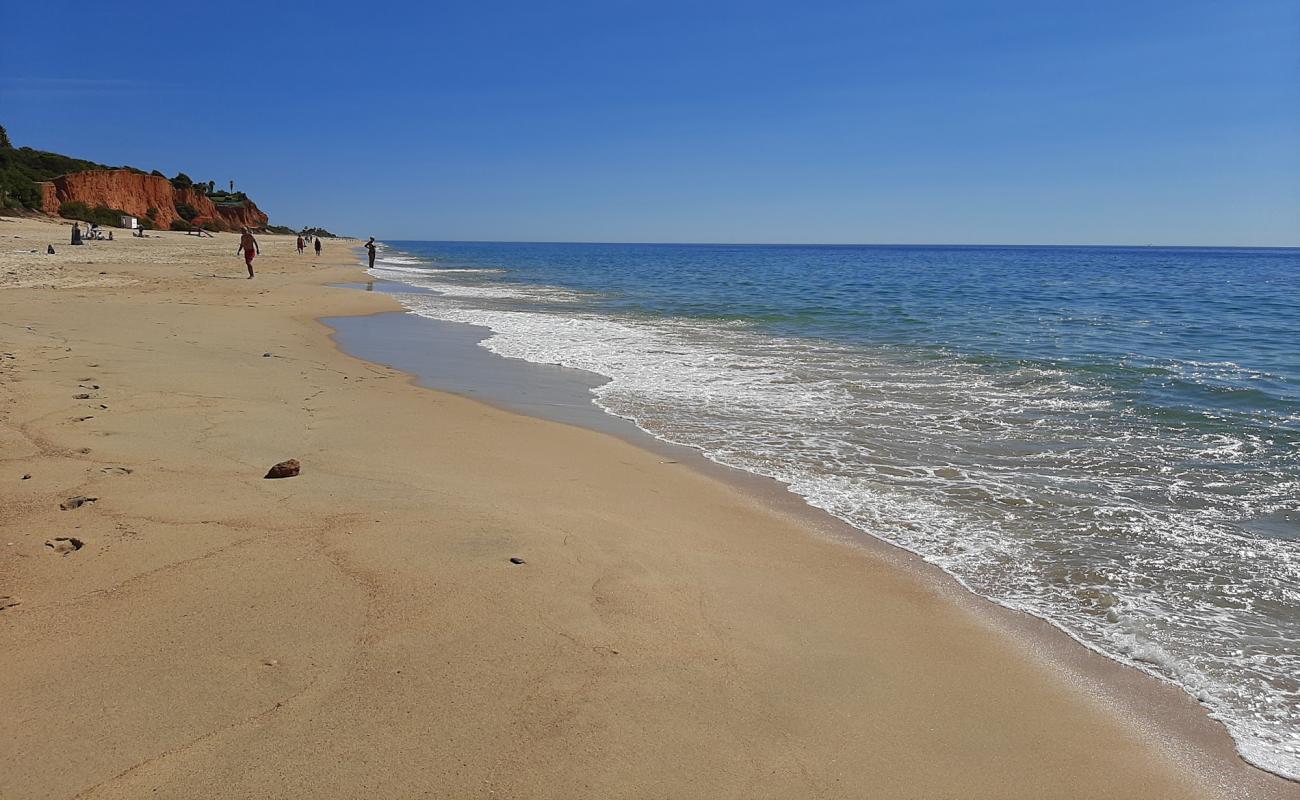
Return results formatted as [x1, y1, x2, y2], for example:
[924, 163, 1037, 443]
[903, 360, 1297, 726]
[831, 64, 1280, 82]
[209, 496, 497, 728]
[39, 170, 270, 231]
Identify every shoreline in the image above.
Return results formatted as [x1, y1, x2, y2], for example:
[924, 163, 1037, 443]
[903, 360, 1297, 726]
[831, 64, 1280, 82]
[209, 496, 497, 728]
[331, 269, 1298, 796]
[1, 216, 1294, 798]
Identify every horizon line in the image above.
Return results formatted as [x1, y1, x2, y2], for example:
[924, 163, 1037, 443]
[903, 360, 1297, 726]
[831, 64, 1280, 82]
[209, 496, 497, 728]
[371, 238, 1300, 250]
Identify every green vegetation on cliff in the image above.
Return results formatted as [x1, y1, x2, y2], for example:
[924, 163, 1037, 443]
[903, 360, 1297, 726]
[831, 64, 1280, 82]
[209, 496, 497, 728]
[57, 200, 153, 229]
[0, 124, 115, 210]
[0, 123, 258, 217]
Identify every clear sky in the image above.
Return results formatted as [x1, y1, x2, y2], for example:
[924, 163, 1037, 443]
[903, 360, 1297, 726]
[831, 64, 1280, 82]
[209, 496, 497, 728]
[3, 1, 1297, 245]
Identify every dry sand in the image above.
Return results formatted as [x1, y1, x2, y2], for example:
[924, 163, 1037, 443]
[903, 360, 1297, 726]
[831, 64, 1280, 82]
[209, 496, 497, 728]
[1, 215, 1295, 799]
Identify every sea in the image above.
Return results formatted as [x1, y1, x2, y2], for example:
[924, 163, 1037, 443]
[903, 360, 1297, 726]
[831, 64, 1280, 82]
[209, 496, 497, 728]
[364, 240, 1299, 780]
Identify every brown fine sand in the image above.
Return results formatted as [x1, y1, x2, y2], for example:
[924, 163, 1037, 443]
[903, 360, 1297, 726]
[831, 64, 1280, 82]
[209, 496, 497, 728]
[1, 215, 1296, 799]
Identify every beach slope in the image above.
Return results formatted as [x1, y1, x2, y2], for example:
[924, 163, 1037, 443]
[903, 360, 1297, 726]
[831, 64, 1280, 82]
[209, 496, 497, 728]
[0, 216, 1289, 799]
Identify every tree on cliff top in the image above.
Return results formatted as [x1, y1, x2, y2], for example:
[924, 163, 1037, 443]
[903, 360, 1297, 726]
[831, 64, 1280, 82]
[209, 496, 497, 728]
[0, 125, 11, 149]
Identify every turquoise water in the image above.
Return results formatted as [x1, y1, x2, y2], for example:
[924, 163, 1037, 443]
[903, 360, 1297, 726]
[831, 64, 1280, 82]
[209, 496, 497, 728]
[370, 241, 1299, 778]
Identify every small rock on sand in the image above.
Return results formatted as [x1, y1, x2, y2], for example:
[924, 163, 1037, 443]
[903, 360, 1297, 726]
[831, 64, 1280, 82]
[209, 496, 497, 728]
[60, 495, 97, 511]
[73, 393, 91, 400]
[509, 557, 526, 565]
[0, 596, 19, 610]
[264, 459, 300, 479]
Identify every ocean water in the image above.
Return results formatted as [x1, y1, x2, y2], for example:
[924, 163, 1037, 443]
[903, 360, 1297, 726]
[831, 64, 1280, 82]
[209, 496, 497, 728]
[367, 241, 1300, 779]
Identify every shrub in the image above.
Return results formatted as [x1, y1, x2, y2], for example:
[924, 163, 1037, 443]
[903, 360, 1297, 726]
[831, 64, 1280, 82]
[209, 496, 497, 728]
[150, 170, 165, 178]
[59, 200, 91, 219]
[169, 220, 192, 231]
[201, 218, 225, 232]
[175, 202, 199, 221]
[1, 169, 42, 209]
[145, 206, 158, 219]
[171, 172, 193, 189]
[60, 201, 134, 227]
[206, 190, 249, 206]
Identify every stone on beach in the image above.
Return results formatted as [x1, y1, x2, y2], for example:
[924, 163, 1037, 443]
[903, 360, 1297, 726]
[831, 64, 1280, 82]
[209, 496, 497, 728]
[59, 495, 97, 511]
[264, 459, 300, 479]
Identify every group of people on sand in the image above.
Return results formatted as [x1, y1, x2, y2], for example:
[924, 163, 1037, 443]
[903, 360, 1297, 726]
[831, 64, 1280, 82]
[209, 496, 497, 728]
[238, 229, 366, 280]
[69, 222, 114, 244]
[295, 233, 322, 257]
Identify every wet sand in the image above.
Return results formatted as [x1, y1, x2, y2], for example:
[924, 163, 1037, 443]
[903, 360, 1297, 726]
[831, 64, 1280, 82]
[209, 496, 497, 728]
[1, 215, 1295, 799]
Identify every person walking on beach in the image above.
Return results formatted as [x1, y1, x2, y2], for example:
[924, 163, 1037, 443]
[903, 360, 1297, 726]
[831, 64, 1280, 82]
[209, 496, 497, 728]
[238, 227, 260, 278]
[314, 238, 322, 256]
[364, 236, 377, 269]
[296, 234, 305, 254]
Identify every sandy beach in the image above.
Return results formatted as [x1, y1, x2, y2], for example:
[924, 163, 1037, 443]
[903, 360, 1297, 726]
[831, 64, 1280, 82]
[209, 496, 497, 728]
[1, 215, 1294, 799]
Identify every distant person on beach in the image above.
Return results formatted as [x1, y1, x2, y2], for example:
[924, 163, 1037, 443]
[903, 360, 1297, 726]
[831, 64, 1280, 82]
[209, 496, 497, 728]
[296, 235, 305, 254]
[71, 223, 83, 245]
[314, 238, 322, 256]
[364, 237, 377, 269]
[237, 227, 260, 278]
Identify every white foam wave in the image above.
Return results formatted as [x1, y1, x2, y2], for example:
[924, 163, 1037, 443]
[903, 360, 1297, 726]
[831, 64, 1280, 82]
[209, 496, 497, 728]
[373, 265, 1300, 781]
[374, 263, 506, 275]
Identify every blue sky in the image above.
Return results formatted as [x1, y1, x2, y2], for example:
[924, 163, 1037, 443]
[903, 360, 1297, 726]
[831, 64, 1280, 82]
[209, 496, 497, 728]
[3, 0, 1297, 245]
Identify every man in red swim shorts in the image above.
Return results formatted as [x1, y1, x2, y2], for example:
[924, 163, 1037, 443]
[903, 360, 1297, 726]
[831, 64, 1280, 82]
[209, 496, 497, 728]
[237, 227, 260, 278]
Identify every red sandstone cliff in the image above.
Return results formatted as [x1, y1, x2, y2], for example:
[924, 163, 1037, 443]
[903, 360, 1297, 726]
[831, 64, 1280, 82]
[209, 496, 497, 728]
[39, 170, 270, 231]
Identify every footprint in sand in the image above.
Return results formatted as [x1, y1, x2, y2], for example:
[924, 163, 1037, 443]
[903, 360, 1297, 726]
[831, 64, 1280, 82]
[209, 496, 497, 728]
[59, 495, 97, 511]
[0, 596, 19, 611]
[45, 537, 84, 555]
[100, 466, 133, 476]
